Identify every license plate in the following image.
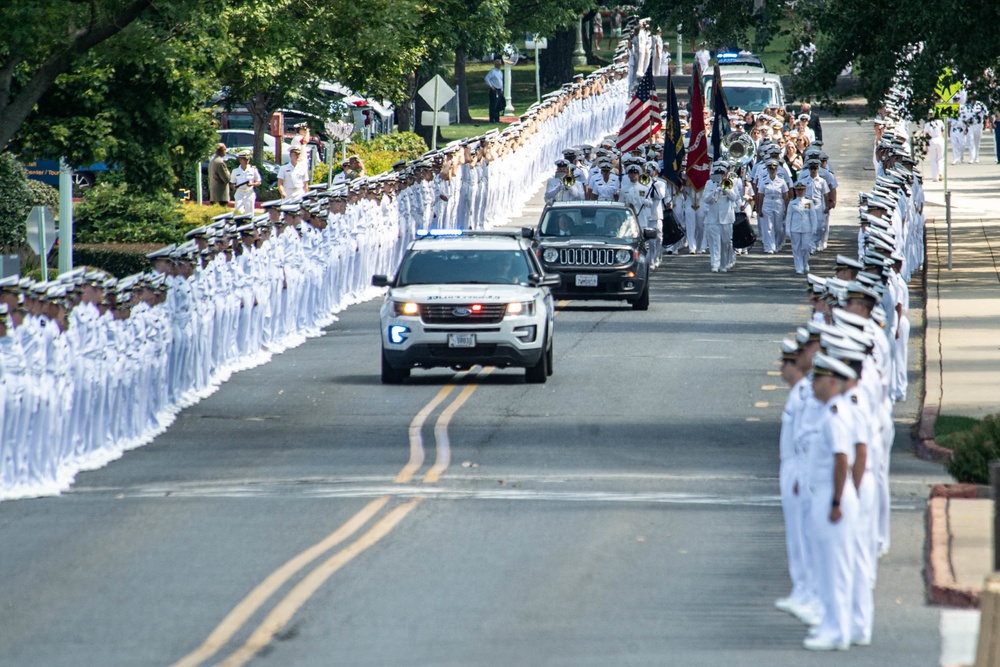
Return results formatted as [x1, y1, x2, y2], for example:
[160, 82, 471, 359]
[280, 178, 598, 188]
[448, 333, 476, 348]
[575, 274, 599, 287]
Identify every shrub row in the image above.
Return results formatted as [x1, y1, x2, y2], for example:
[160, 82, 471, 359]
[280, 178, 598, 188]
[946, 414, 1000, 484]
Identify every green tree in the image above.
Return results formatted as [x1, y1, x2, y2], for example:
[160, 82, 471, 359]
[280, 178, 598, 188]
[0, 0, 159, 150]
[220, 0, 426, 165]
[505, 0, 594, 88]
[6, 2, 227, 194]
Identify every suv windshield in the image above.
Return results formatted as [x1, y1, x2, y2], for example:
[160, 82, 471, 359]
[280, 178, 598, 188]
[397, 249, 532, 286]
[539, 207, 640, 238]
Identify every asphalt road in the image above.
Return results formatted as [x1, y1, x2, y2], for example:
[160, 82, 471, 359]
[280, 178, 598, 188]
[0, 118, 952, 667]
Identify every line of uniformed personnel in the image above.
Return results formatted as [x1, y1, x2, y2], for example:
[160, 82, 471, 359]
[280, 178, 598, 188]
[0, 43, 637, 500]
[773, 87, 922, 651]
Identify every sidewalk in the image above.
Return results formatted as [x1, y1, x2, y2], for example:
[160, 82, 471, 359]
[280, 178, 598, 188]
[922, 134, 1000, 666]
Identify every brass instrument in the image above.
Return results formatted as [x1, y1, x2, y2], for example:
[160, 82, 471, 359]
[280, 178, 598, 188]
[562, 173, 576, 188]
[638, 173, 651, 186]
[721, 176, 734, 190]
[721, 131, 756, 167]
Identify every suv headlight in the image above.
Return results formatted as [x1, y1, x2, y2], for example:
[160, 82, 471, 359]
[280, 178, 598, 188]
[542, 248, 559, 263]
[506, 301, 535, 316]
[392, 301, 419, 316]
[615, 249, 632, 264]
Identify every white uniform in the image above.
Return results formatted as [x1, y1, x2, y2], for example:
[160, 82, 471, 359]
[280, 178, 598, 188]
[808, 393, 859, 648]
[230, 164, 261, 214]
[755, 171, 788, 253]
[544, 175, 585, 204]
[923, 119, 944, 181]
[785, 195, 813, 273]
[278, 162, 308, 199]
[702, 179, 739, 272]
[587, 172, 620, 201]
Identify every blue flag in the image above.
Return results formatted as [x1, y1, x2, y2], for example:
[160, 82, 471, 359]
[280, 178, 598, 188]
[711, 64, 731, 162]
[660, 70, 685, 189]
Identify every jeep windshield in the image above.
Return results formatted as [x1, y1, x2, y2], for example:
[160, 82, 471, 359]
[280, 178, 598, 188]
[397, 249, 533, 286]
[539, 207, 640, 238]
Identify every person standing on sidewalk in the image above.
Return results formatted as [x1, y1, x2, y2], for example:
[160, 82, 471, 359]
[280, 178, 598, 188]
[485, 59, 504, 123]
[888, 253, 910, 402]
[208, 143, 231, 206]
[922, 113, 945, 181]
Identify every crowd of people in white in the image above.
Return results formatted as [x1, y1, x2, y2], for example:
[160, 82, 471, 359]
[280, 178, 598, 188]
[0, 47, 633, 501]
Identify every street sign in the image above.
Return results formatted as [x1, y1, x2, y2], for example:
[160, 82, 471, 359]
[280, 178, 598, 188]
[420, 111, 450, 127]
[934, 104, 960, 119]
[525, 35, 547, 50]
[935, 68, 963, 104]
[418, 75, 455, 110]
[26, 206, 56, 257]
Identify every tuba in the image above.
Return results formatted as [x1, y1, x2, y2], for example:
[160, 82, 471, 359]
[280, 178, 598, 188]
[721, 131, 756, 167]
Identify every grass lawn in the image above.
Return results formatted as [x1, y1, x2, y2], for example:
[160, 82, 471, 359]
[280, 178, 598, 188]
[448, 62, 600, 120]
[935, 414, 981, 447]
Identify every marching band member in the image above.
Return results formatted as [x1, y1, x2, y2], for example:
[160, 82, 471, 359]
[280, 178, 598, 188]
[544, 159, 585, 204]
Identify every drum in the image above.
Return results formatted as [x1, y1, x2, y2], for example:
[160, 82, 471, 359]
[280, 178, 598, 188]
[732, 211, 756, 249]
[661, 206, 685, 245]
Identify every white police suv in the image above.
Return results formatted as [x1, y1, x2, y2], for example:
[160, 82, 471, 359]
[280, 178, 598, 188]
[372, 230, 559, 384]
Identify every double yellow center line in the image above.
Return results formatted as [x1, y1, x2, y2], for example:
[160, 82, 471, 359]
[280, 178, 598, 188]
[170, 366, 490, 667]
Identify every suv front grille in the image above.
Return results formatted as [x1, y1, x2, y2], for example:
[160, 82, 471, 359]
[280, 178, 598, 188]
[421, 303, 506, 325]
[557, 248, 619, 266]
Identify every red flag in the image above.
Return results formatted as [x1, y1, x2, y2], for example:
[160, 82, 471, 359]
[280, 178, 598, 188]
[686, 67, 710, 192]
[616, 63, 661, 153]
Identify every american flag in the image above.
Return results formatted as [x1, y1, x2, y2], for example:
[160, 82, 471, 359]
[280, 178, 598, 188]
[616, 62, 661, 153]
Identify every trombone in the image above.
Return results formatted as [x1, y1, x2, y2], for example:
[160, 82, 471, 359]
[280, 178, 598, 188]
[562, 173, 576, 188]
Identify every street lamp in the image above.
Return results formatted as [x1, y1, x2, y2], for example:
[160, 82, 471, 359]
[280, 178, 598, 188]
[675, 25, 684, 76]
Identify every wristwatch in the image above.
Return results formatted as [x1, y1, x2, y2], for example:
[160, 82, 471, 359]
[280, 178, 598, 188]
[831, 498, 841, 507]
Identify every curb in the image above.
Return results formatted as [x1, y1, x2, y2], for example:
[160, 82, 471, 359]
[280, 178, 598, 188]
[926, 494, 983, 609]
[917, 406, 954, 462]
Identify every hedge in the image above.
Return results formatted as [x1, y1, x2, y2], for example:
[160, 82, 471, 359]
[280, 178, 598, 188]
[73, 243, 159, 278]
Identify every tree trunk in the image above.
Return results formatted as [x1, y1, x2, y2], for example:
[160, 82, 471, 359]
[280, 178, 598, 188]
[246, 91, 275, 166]
[455, 46, 473, 124]
[395, 72, 416, 134]
[539, 27, 576, 90]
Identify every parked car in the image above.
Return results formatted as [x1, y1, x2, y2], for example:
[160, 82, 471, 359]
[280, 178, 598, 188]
[216, 130, 292, 163]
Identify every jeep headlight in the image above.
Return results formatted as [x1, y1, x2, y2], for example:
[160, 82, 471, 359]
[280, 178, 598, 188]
[542, 248, 559, 263]
[615, 249, 632, 264]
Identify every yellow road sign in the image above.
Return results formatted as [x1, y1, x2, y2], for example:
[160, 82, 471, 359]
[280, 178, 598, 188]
[935, 67, 963, 103]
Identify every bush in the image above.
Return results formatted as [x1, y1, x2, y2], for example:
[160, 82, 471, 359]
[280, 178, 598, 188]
[0, 153, 31, 250]
[341, 132, 428, 177]
[179, 202, 229, 237]
[74, 243, 160, 278]
[947, 414, 1000, 484]
[28, 180, 61, 212]
[366, 132, 428, 157]
[312, 162, 330, 185]
[75, 182, 184, 244]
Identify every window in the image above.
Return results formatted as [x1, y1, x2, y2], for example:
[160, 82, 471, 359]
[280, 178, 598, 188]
[398, 249, 533, 286]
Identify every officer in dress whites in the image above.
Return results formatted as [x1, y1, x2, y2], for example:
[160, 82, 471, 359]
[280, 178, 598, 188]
[277, 147, 309, 199]
[803, 352, 859, 651]
[588, 160, 620, 201]
[786, 182, 813, 274]
[754, 158, 790, 254]
[702, 162, 740, 272]
[230, 151, 262, 214]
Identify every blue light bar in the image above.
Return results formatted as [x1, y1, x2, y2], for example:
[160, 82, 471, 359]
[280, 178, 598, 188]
[415, 228, 464, 237]
[716, 52, 739, 61]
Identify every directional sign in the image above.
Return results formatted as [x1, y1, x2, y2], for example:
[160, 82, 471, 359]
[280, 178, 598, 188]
[935, 67, 963, 104]
[26, 206, 56, 257]
[418, 75, 455, 111]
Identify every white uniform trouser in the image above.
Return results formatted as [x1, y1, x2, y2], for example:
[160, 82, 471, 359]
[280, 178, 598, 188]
[928, 138, 944, 180]
[791, 231, 811, 273]
[234, 190, 255, 214]
[814, 211, 831, 251]
[705, 221, 723, 270]
[720, 222, 734, 269]
[780, 462, 810, 604]
[809, 482, 858, 644]
[893, 315, 910, 401]
[685, 204, 706, 252]
[877, 404, 894, 553]
[969, 124, 983, 161]
[759, 203, 783, 252]
[952, 133, 966, 162]
[853, 473, 876, 643]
